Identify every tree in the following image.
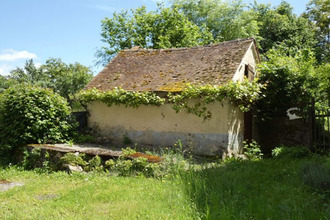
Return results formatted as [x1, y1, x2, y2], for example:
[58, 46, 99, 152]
[303, 0, 330, 62]
[7, 58, 93, 102]
[0, 75, 10, 92]
[96, 4, 213, 65]
[9, 59, 48, 86]
[172, 0, 317, 53]
[172, 0, 260, 42]
[97, 0, 320, 64]
[251, 1, 317, 53]
[256, 46, 318, 119]
[314, 63, 330, 108]
[41, 58, 93, 101]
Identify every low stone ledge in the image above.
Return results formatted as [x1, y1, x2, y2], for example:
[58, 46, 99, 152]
[27, 144, 122, 158]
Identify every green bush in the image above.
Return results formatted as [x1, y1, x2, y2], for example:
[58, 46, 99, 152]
[105, 157, 160, 177]
[59, 153, 88, 167]
[0, 86, 77, 157]
[243, 140, 263, 160]
[87, 155, 103, 172]
[272, 146, 310, 159]
[20, 148, 58, 172]
[105, 159, 133, 176]
[22, 148, 45, 170]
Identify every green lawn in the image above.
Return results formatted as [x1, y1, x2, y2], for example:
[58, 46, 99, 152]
[0, 169, 193, 219]
[0, 157, 329, 220]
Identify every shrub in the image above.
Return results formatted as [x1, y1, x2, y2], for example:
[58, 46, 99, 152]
[105, 156, 161, 177]
[121, 147, 137, 156]
[272, 146, 310, 159]
[59, 153, 88, 168]
[22, 148, 46, 170]
[107, 159, 133, 176]
[87, 155, 103, 172]
[243, 140, 263, 160]
[0, 86, 77, 158]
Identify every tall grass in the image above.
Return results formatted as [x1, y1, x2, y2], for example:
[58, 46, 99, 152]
[180, 158, 330, 219]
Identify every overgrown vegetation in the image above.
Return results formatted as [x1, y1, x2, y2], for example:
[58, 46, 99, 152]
[0, 0, 329, 217]
[168, 80, 264, 119]
[272, 145, 311, 159]
[0, 59, 93, 103]
[77, 87, 165, 108]
[77, 80, 263, 119]
[21, 145, 191, 179]
[256, 47, 320, 119]
[243, 140, 263, 160]
[180, 157, 330, 219]
[95, 0, 329, 120]
[300, 160, 330, 196]
[0, 87, 77, 164]
[22, 148, 52, 171]
[1, 147, 329, 219]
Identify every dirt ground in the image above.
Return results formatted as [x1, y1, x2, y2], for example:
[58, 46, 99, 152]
[0, 180, 24, 191]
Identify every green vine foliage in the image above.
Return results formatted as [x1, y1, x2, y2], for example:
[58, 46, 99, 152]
[168, 80, 264, 119]
[77, 80, 263, 120]
[77, 87, 165, 108]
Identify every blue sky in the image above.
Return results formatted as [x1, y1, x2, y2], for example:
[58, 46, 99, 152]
[0, 0, 310, 75]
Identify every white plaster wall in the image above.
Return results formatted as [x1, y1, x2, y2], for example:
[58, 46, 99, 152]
[88, 101, 228, 133]
[227, 104, 244, 155]
[229, 42, 258, 155]
[87, 101, 232, 155]
[233, 42, 258, 82]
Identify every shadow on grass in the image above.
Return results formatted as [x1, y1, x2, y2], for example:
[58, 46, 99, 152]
[180, 159, 330, 220]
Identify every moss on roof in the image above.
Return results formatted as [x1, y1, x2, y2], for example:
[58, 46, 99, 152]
[87, 38, 257, 92]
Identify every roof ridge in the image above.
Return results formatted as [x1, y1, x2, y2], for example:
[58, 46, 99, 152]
[122, 37, 255, 53]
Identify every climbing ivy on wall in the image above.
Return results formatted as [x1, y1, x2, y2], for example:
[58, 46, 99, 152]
[77, 87, 166, 108]
[77, 80, 264, 120]
[168, 80, 264, 119]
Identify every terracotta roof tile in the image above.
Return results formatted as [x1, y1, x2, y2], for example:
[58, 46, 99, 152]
[87, 38, 255, 92]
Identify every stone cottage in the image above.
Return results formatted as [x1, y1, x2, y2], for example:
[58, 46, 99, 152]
[85, 38, 260, 156]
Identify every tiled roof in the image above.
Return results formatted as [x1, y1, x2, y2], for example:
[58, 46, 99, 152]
[87, 38, 256, 92]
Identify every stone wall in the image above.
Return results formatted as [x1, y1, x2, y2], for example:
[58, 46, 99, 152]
[255, 117, 311, 154]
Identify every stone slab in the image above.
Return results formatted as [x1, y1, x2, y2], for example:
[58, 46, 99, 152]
[28, 144, 122, 158]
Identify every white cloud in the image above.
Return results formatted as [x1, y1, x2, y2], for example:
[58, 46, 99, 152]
[0, 64, 14, 76]
[35, 62, 42, 68]
[0, 49, 37, 61]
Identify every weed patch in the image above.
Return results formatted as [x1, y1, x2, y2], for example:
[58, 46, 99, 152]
[180, 158, 330, 219]
[300, 160, 330, 197]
